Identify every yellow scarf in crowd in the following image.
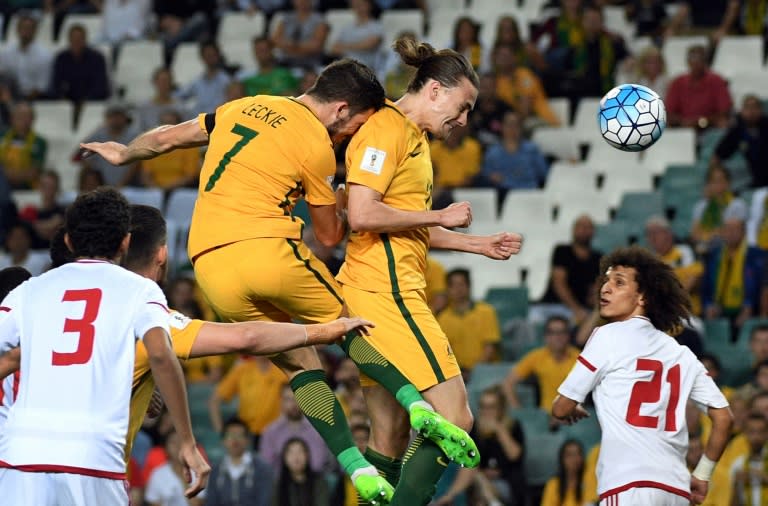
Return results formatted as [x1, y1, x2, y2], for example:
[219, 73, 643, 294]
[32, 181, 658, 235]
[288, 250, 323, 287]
[757, 196, 768, 249]
[716, 241, 747, 312]
[744, 0, 768, 36]
[0, 129, 36, 174]
[740, 448, 768, 506]
[701, 192, 734, 231]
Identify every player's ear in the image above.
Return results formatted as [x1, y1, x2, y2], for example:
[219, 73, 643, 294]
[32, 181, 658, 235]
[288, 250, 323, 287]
[428, 80, 441, 101]
[156, 244, 168, 267]
[63, 233, 74, 253]
[117, 233, 131, 259]
[335, 102, 349, 120]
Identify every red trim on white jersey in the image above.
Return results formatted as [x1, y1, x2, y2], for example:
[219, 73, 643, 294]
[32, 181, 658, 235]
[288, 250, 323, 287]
[0, 307, 10, 312]
[75, 260, 111, 264]
[578, 355, 597, 372]
[599, 480, 690, 501]
[0, 460, 126, 480]
[147, 301, 169, 313]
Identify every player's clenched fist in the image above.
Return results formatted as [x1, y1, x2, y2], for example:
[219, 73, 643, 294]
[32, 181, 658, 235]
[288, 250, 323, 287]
[438, 201, 472, 228]
[482, 232, 524, 260]
[180, 442, 211, 498]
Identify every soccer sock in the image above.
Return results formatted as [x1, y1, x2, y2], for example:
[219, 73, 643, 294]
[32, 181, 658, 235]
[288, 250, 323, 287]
[289, 369, 370, 476]
[389, 435, 447, 506]
[356, 448, 403, 505]
[341, 332, 430, 412]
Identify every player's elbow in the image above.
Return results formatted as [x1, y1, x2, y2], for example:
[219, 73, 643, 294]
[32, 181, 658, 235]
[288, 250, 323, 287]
[314, 230, 342, 248]
[347, 212, 379, 233]
[711, 406, 734, 432]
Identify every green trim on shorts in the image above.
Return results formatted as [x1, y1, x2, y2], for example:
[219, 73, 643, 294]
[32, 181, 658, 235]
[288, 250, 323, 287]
[286, 238, 344, 305]
[381, 233, 445, 382]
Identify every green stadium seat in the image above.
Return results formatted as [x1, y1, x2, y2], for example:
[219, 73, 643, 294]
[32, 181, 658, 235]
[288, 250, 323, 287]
[593, 220, 631, 253]
[467, 362, 515, 412]
[660, 165, 704, 194]
[485, 286, 529, 320]
[615, 191, 664, 223]
[523, 432, 566, 486]
[560, 411, 601, 451]
[510, 407, 551, 436]
[706, 340, 753, 387]
[737, 318, 768, 348]
[704, 318, 732, 348]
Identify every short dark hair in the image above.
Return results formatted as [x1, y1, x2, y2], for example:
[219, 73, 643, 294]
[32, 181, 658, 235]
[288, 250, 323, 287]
[68, 23, 86, 38]
[0, 267, 31, 300]
[698, 352, 721, 373]
[123, 205, 166, 271]
[65, 187, 131, 259]
[222, 416, 250, 437]
[49, 226, 74, 268]
[544, 314, 570, 331]
[307, 58, 385, 116]
[754, 359, 768, 374]
[746, 412, 768, 427]
[394, 36, 479, 93]
[446, 268, 470, 286]
[599, 246, 691, 334]
[751, 324, 768, 340]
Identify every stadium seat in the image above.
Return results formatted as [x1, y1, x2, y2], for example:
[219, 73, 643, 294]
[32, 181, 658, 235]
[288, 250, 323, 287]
[75, 101, 106, 139]
[560, 409, 601, 450]
[554, 188, 610, 225]
[713, 36, 764, 78]
[324, 9, 356, 51]
[485, 286, 529, 320]
[532, 127, 580, 162]
[614, 191, 664, 223]
[603, 6, 633, 38]
[499, 190, 555, 225]
[57, 14, 102, 47]
[10, 189, 40, 211]
[172, 43, 205, 87]
[222, 39, 253, 69]
[120, 187, 164, 209]
[381, 10, 425, 43]
[469, 256, 522, 301]
[165, 188, 198, 223]
[521, 260, 551, 302]
[453, 187, 498, 222]
[660, 164, 704, 194]
[728, 70, 768, 110]
[466, 362, 515, 412]
[114, 40, 164, 102]
[523, 432, 567, 486]
[592, 220, 631, 253]
[737, 318, 768, 348]
[704, 318, 732, 348]
[599, 168, 655, 209]
[548, 97, 570, 127]
[218, 12, 266, 46]
[572, 97, 602, 138]
[426, 9, 467, 47]
[33, 101, 75, 138]
[6, 11, 55, 47]
[545, 161, 599, 196]
[663, 36, 709, 77]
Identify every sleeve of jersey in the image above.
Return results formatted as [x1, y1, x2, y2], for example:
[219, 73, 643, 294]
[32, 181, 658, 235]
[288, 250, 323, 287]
[134, 282, 171, 341]
[690, 360, 730, 409]
[168, 311, 204, 361]
[345, 115, 401, 195]
[557, 327, 611, 403]
[301, 144, 336, 206]
[0, 288, 21, 350]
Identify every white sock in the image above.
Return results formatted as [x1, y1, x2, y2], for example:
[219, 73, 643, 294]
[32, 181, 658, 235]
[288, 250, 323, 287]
[410, 400, 435, 412]
[351, 465, 379, 483]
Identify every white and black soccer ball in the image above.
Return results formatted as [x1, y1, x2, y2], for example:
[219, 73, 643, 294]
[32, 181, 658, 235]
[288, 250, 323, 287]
[597, 83, 666, 152]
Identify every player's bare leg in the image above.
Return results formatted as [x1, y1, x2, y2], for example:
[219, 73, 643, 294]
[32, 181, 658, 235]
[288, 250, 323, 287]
[270, 347, 394, 505]
[362, 384, 410, 492]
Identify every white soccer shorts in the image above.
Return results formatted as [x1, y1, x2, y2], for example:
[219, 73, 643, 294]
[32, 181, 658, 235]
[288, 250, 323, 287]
[0, 468, 129, 505]
[600, 487, 690, 506]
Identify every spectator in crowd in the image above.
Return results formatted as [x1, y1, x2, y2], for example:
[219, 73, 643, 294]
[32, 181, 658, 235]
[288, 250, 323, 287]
[710, 0, 768, 45]
[492, 43, 561, 128]
[209, 356, 287, 444]
[332, 423, 370, 506]
[430, 123, 482, 195]
[675, 0, 733, 36]
[136, 68, 190, 132]
[145, 430, 205, 506]
[139, 110, 201, 191]
[225, 80, 246, 101]
[0, 170, 17, 246]
[296, 68, 318, 94]
[44, 0, 99, 40]
[700, 353, 735, 400]
[204, 417, 274, 506]
[227, 0, 288, 19]
[154, 0, 216, 63]
[645, 215, 703, 315]
[176, 41, 232, 114]
[702, 208, 764, 331]
[625, 0, 674, 39]
[258, 384, 332, 474]
[270, 0, 329, 70]
[437, 268, 501, 373]
[665, 44, 732, 130]
[240, 37, 299, 97]
[713, 94, 768, 190]
[18, 169, 64, 249]
[567, 5, 629, 98]
[533, 0, 584, 74]
[379, 30, 417, 99]
[273, 437, 330, 506]
[0, 221, 50, 275]
[479, 111, 549, 199]
[749, 326, 768, 368]
[328, 0, 383, 72]
[76, 165, 104, 194]
[730, 413, 768, 506]
[425, 254, 448, 314]
[539, 214, 602, 324]
[0, 13, 52, 100]
[0, 101, 46, 189]
[450, 16, 484, 71]
[502, 315, 579, 411]
[615, 45, 670, 98]
[738, 360, 768, 403]
[691, 165, 748, 253]
[489, 15, 546, 74]
[469, 72, 512, 148]
[541, 439, 587, 506]
[48, 23, 110, 103]
[0, 79, 14, 130]
[434, 386, 526, 506]
[99, 0, 151, 48]
[333, 358, 363, 417]
[78, 102, 140, 187]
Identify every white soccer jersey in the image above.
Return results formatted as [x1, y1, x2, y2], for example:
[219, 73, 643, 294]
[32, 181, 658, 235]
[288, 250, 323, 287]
[558, 316, 729, 501]
[0, 260, 170, 478]
[0, 371, 19, 430]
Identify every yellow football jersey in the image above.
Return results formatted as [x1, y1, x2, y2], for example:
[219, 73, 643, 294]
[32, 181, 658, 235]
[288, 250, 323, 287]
[188, 96, 337, 260]
[125, 311, 203, 463]
[337, 101, 432, 292]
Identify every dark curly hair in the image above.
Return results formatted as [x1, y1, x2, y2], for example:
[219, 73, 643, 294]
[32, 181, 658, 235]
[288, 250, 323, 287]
[0, 266, 31, 300]
[65, 187, 131, 259]
[49, 226, 74, 268]
[599, 246, 692, 334]
[307, 58, 385, 116]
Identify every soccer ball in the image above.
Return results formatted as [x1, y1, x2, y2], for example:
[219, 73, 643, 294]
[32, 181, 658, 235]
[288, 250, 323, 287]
[597, 84, 666, 152]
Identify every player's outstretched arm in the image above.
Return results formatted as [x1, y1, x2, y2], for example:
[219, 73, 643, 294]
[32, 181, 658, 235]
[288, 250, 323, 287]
[79, 119, 209, 166]
[429, 226, 523, 260]
[0, 347, 20, 379]
[347, 184, 472, 233]
[691, 406, 734, 504]
[144, 326, 210, 497]
[188, 317, 375, 357]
